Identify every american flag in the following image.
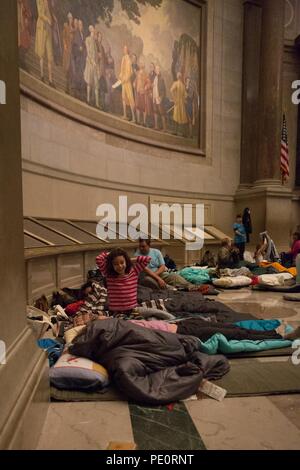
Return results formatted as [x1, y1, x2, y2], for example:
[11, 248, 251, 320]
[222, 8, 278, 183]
[280, 114, 289, 183]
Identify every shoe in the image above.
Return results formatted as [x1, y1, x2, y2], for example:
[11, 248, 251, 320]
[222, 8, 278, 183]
[54, 305, 69, 321]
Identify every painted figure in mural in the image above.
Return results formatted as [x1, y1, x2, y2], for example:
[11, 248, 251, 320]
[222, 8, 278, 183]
[68, 18, 79, 95]
[35, 0, 55, 86]
[18, 0, 32, 68]
[153, 65, 167, 132]
[96, 32, 107, 110]
[70, 19, 86, 100]
[135, 59, 148, 126]
[105, 45, 117, 113]
[63, 12, 75, 93]
[144, 75, 154, 128]
[149, 62, 156, 84]
[119, 45, 136, 123]
[131, 53, 139, 103]
[185, 76, 198, 138]
[48, 0, 62, 66]
[171, 41, 180, 81]
[18, 0, 32, 50]
[131, 54, 139, 76]
[84, 25, 99, 107]
[143, 62, 155, 127]
[170, 72, 188, 135]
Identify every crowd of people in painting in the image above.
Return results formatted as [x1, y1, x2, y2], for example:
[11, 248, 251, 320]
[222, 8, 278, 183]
[18, 0, 199, 137]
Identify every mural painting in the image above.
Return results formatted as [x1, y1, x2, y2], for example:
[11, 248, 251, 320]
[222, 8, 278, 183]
[18, 0, 203, 149]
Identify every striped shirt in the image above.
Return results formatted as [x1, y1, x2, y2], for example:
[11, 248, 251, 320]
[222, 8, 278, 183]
[96, 252, 151, 312]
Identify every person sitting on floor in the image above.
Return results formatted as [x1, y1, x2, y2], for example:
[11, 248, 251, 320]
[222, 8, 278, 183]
[254, 242, 267, 264]
[281, 232, 300, 267]
[96, 248, 151, 316]
[164, 254, 177, 271]
[259, 231, 280, 263]
[217, 238, 240, 269]
[135, 238, 194, 290]
[199, 250, 216, 268]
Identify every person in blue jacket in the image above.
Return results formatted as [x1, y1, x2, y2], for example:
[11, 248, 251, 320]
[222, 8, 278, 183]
[233, 214, 247, 261]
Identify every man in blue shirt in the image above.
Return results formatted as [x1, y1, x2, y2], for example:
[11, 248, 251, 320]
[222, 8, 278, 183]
[135, 239, 193, 290]
[233, 215, 247, 261]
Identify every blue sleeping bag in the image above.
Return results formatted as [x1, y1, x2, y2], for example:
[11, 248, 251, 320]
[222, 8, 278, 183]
[199, 333, 292, 355]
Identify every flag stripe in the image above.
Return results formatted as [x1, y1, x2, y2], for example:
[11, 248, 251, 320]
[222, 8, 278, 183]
[280, 114, 289, 183]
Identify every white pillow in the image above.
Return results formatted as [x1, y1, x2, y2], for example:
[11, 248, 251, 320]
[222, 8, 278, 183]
[213, 276, 252, 288]
[258, 273, 293, 286]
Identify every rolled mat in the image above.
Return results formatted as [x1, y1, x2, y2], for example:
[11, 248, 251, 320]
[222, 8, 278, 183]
[227, 347, 293, 359]
[50, 386, 124, 402]
[215, 359, 300, 397]
[50, 355, 299, 401]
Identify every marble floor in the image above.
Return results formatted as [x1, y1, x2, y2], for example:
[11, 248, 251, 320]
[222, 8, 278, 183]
[36, 290, 300, 451]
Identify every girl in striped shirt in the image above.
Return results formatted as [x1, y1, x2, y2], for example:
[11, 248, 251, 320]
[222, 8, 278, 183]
[96, 249, 151, 315]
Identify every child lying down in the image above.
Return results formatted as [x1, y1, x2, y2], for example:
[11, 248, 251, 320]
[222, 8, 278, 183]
[91, 315, 300, 343]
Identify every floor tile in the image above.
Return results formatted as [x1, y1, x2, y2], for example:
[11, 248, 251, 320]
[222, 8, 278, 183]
[37, 402, 133, 450]
[129, 402, 205, 450]
[186, 396, 300, 450]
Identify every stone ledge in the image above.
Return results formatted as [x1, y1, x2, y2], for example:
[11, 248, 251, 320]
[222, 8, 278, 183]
[22, 159, 235, 202]
[235, 183, 293, 200]
[0, 326, 49, 449]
